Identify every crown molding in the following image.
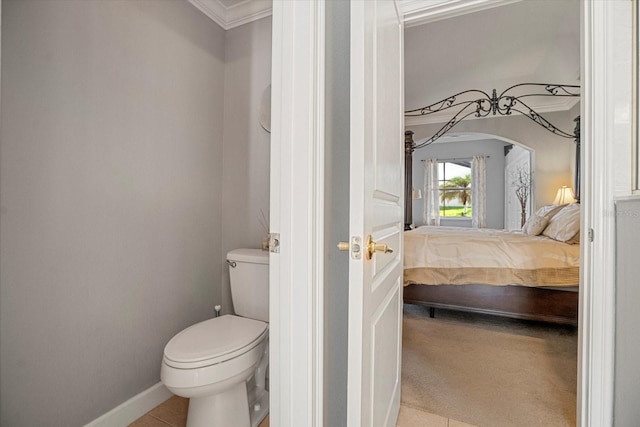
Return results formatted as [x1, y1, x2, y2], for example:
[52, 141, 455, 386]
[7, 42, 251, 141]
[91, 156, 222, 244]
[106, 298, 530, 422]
[401, 0, 522, 28]
[405, 96, 579, 127]
[188, 0, 272, 30]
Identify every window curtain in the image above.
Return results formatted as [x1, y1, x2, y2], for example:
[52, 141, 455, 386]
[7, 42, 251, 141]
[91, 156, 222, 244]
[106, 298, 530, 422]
[471, 155, 487, 228]
[423, 159, 440, 226]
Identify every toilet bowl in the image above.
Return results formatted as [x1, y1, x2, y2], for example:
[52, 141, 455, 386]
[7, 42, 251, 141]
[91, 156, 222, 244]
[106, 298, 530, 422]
[161, 315, 269, 427]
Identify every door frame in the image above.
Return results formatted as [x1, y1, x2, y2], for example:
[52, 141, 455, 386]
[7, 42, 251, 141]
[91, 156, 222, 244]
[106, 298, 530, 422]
[269, 1, 326, 426]
[578, 1, 617, 425]
[270, 0, 618, 426]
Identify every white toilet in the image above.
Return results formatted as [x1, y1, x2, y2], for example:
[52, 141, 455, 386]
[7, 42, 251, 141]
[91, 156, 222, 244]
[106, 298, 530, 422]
[161, 249, 269, 427]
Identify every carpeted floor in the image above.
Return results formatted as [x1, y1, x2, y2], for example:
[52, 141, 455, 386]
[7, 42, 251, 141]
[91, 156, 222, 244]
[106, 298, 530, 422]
[401, 304, 578, 427]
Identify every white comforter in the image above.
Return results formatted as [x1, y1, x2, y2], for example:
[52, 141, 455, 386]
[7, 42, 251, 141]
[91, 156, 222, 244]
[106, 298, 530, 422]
[404, 226, 580, 287]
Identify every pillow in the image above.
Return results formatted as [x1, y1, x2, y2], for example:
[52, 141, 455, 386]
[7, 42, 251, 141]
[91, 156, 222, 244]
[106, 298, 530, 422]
[565, 231, 581, 245]
[542, 203, 581, 242]
[535, 204, 566, 220]
[522, 214, 549, 235]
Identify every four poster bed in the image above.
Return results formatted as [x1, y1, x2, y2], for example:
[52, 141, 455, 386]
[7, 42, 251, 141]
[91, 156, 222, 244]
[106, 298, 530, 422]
[403, 84, 581, 326]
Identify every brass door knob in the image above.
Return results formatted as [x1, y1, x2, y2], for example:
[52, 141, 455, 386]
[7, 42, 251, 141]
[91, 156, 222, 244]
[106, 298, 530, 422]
[365, 235, 393, 260]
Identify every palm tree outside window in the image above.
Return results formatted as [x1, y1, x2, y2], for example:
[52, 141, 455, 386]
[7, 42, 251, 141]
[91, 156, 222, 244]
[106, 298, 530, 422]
[438, 161, 472, 217]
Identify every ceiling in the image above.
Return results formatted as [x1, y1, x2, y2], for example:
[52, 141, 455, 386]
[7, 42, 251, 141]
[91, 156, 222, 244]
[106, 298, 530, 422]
[404, 0, 580, 125]
[188, 0, 580, 124]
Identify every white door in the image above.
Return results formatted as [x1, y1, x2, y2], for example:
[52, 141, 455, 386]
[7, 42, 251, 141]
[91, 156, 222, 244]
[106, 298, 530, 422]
[347, 1, 405, 426]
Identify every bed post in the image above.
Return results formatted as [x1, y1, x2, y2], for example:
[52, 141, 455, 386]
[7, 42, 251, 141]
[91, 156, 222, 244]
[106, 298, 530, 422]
[574, 116, 581, 203]
[405, 130, 415, 230]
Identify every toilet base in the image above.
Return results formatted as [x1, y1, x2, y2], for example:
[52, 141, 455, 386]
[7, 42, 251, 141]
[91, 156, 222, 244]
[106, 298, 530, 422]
[248, 386, 269, 427]
[186, 381, 249, 427]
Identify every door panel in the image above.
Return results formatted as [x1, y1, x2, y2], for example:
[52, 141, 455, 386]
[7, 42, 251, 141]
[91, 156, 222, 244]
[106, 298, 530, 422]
[348, 1, 404, 426]
[375, 9, 403, 197]
[371, 285, 402, 427]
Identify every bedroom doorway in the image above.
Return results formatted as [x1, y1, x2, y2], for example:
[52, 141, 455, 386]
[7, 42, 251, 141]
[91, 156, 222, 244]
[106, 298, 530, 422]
[272, 1, 621, 425]
[401, 1, 581, 425]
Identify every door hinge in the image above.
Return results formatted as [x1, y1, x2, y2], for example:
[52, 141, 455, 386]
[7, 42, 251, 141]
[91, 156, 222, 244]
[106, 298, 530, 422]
[588, 228, 594, 242]
[269, 233, 280, 253]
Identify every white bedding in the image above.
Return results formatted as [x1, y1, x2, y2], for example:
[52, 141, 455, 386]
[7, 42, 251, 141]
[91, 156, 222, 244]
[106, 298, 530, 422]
[404, 226, 580, 287]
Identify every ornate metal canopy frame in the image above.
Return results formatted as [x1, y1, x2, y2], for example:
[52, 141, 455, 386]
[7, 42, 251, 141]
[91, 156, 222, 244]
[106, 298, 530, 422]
[403, 83, 581, 230]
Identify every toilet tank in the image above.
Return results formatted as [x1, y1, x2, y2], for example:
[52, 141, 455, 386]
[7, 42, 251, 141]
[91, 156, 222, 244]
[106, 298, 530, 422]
[227, 249, 269, 322]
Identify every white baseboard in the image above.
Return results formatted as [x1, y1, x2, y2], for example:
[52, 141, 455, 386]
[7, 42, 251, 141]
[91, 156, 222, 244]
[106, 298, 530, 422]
[84, 382, 173, 427]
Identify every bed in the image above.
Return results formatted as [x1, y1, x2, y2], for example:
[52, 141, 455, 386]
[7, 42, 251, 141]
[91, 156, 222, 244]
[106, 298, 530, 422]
[402, 85, 582, 326]
[403, 205, 581, 326]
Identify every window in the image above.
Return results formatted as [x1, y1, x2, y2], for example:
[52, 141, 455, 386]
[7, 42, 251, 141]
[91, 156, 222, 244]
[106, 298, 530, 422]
[438, 161, 472, 217]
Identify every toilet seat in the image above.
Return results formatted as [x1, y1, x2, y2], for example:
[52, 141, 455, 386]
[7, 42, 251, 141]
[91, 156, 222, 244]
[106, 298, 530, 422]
[163, 315, 268, 369]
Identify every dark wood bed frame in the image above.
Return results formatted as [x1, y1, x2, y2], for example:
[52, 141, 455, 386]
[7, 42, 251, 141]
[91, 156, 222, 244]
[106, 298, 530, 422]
[403, 283, 578, 326]
[403, 131, 580, 327]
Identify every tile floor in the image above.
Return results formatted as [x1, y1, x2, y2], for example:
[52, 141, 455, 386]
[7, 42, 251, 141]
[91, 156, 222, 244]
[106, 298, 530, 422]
[130, 395, 476, 427]
[129, 395, 269, 426]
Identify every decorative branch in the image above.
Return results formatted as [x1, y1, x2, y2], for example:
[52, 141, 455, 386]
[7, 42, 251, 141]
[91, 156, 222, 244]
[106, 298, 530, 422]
[511, 166, 533, 227]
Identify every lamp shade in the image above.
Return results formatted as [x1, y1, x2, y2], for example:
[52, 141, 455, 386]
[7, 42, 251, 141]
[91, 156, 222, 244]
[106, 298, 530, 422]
[553, 186, 576, 204]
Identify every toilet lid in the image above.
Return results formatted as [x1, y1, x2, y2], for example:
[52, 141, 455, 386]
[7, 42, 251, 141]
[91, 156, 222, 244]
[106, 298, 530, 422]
[163, 315, 267, 368]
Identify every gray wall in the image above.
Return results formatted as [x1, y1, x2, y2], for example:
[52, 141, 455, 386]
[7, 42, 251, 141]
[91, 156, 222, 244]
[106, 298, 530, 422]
[221, 17, 272, 314]
[614, 199, 640, 426]
[412, 139, 508, 229]
[0, 1, 225, 425]
[324, 1, 350, 425]
[409, 109, 577, 208]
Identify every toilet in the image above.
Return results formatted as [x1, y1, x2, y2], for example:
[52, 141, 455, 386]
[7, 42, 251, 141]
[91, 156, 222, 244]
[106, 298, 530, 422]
[161, 249, 269, 427]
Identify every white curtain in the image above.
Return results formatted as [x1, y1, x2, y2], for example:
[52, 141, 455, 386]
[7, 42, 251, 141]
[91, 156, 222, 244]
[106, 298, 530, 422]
[423, 159, 440, 226]
[472, 155, 487, 228]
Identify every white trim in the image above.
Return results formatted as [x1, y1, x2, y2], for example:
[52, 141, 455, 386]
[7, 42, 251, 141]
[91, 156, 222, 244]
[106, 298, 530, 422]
[578, 1, 616, 425]
[224, 0, 272, 30]
[188, 0, 226, 29]
[269, 1, 325, 426]
[401, 0, 522, 28]
[188, 0, 272, 30]
[83, 383, 172, 427]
